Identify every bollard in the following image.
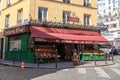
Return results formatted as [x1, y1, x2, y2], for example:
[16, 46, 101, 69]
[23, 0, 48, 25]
[37, 61, 39, 67]
[13, 59, 15, 64]
[111, 53, 114, 63]
[104, 53, 107, 64]
[55, 49, 58, 69]
[94, 54, 96, 65]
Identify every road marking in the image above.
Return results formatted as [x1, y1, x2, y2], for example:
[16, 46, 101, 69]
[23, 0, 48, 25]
[110, 68, 120, 76]
[78, 68, 86, 74]
[94, 67, 111, 79]
[107, 63, 120, 68]
[61, 69, 69, 71]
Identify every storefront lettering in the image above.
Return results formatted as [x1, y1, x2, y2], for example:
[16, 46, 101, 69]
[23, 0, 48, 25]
[62, 40, 72, 43]
[35, 38, 46, 42]
[68, 17, 79, 22]
[4, 26, 28, 36]
[56, 40, 61, 42]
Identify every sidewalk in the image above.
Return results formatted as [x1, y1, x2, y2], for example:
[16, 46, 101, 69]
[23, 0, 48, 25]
[0, 59, 115, 69]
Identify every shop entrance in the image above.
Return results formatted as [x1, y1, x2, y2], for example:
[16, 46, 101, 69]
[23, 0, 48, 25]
[56, 44, 65, 60]
[33, 42, 76, 63]
[57, 43, 75, 61]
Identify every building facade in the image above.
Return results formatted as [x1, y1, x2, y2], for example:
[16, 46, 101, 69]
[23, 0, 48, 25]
[97, 0, 120, 49]
[0, 0, 104, 63]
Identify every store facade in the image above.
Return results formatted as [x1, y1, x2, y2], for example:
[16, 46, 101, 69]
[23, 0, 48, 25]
[4, 26, 35, 63]
[4, 23, 109, 63]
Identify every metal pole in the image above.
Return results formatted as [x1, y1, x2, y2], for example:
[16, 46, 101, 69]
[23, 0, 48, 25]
[94, 54, 96, 65]
[111, 53, 114, 63]
[13, 53, 15, 64]
[104, 53, 107, 64]
[37, 52, 40, 67]
[55, 48, 58, 68]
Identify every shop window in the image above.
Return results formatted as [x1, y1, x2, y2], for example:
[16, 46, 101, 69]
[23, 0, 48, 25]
[9, 36, 21, 51]
[63, 0, 70, 3]
[17, 9, 23, 24]
[63, 11, 70, 24]
[5, 14, 10, 28]
[84, 14, 90, 26]
[7, 0, 11, 6]
[38, 8, 47, 22]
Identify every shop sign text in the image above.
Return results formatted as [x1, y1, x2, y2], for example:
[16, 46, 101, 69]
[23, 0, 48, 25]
[68, 17, 79, 22]
[4, 26, 29, 36]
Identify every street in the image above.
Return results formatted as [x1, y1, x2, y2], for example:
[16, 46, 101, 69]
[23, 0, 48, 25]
[0, 56, 119, 80]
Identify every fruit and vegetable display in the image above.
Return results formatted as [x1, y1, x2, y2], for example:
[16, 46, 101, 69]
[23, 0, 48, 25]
[83, 50, 104, 54]
[34, 46, 56, 63]
[82, 50, 105, 61]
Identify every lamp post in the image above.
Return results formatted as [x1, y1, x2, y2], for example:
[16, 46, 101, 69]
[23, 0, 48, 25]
[53, 45, 58, 69]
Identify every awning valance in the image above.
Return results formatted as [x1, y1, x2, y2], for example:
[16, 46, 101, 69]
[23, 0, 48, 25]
[30, 26, 109, 44]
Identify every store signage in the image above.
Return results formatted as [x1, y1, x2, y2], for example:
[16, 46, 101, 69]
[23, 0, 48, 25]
[24, 19, 29, 24]
[35, 38, 46, 42]
[4, 26, 29, 36]
[68, 16, 79, 22]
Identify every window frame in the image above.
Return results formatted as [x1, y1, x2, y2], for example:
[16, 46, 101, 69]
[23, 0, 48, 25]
[9, 35, 22, 51]
[17, 9, 23, 24]
[38, 7, 48, 22]
[63, 11, 70, 24]
[7, 0, 11, 6]
[84, 0, 91, 7]
[5, 14, 10, 28]
[63, 0, 70, 3]
[0, 0, 1, 11]
[84, 14, 90, 26]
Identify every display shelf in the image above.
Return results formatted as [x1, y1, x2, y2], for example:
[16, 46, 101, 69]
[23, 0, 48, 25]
[34, 45, 56, 63]
[82, 54, 105, 61]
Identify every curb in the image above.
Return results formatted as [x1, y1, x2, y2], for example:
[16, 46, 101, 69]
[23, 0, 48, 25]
[0, 62, 115, 69]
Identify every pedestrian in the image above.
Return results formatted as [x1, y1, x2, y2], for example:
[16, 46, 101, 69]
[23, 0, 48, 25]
[110, 46, 115, 55]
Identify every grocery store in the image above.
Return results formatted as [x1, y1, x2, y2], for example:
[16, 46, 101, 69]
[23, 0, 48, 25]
[4, 23, 109, 64]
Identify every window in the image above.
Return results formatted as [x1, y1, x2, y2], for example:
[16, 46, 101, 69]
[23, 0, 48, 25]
[7, 0, 11, 6]
[5, 15, 10, 28]
[84, 0, 91, 7]
[104, 10, 106, 13]
[17, 9, 23, 24]
[0, 0, 1, 11]
[84, 14, 90, 26]
[38, 8, 47, 22]
[63, 0, 70, 3]
[106, 25, 109, 28]
[113, 24, 116, 28]
[108, 6, 111, 10]
[63, 11, 70, 24]
[9, 36, 21, 51]
[111, 18, 113, 21]
[108, 0, 111, 4]
[106, 19, 108, 22]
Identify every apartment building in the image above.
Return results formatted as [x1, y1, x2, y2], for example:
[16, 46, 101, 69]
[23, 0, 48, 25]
[0, 0, 107, 63]
[97, 0, 120, 49]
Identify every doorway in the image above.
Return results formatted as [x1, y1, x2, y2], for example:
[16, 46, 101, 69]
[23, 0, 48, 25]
[0, 38, 4, 59]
